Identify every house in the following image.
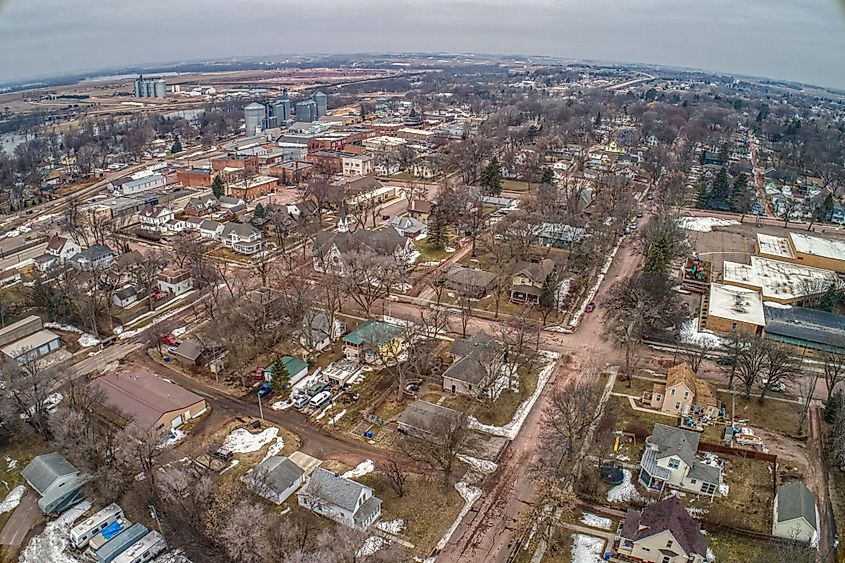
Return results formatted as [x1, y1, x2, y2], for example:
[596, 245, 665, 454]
[536, 223, 585, 249]
[300, 310, 346, 352]
[21, 452, 87, 514]
[772, 481, 819, 544]
[443, 332, 504, 397]
[0, 268, 21, 287]
[397, 400, 462, 438]
[113, 285, 146, 308]
[510, 259, 556, 305]
[170, 338, 208, 367]
[198, 220, 225, 239]
[265, 356, 308, 384]
[322, 360, 363, 386]
[389, 215, 427, 238]
[218, 196, 246, 209]
[243, 456, 306, 505]
[617, 495, 709, 563]
[138, 205, 175, 232]
[183, 195, 219, 217]
[221, 222, 264, 254]
[45, 234, 81, 262]
[407, 200, 433, 222]
[69, 245, 115, 271]
[157, 269, 193, 296]
[297, 468, 382, 529]
[645, 363, 719, 418]
[638, 423, 723, 497]
[342, 320, 403, 364]
[91, 367, 208, 434]
[312, 229, 417, 275]
[443, 265, 497, 299]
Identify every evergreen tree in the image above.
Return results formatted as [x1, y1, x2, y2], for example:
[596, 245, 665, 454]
[819, 192, 835, 222]
[170, 136, 182, 154]
[729, 173, 751, 212]
[211, 174, 225, 198]
[540, 168, 555, 185]
[427, 207, 448, 249]
[820, 283, 840, 312]
[709, 167, 731, 209]
[643, 235, 671, 275]
[270, 357, 290, 393]
[697, 185, 710, 209]
[479, 157, 503, 196]
[594, 111, 602, 127]
[254, 203, 266, 218]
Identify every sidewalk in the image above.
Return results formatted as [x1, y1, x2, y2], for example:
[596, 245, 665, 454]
[0, 490, 40, 549]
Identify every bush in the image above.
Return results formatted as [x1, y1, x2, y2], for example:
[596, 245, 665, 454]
[625, 420, 651, 440]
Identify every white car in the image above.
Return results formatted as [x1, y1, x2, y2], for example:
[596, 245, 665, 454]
[761, 378, 786, 392]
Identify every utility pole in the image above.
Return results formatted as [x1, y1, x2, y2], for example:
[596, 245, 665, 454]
[149, 504, 164, 535]
[257, 391, 265, 423]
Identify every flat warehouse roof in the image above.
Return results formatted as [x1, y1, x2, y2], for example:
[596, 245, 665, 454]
[2, 330, 60, 358]
[708, 283, 765, 326]
[757, 233, 794, 259]
[789, 232, 845, 262]
[723, 256, 838, 302]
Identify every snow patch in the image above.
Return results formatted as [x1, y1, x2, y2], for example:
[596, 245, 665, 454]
[158, 428, 186, 448]
[77, 333, 101, 348]
[467, 358, 557, 439]
[357, 535, 387, 557]
[153, 549, 193, 563]
[328, 409, 347, 425]
[457, 454, 498, 474]
[607, 469, 644, 503]
[222, 427, 279, 453]
[270, 400, 291, 411]
[571, 533, 606, 563]
[260, 437, 285, 463]
[220, 460, 240, 474]
[678, 216, 740, 232]
[580, 512, 612, 530]
[0, 485, 26, 514]
[20, 500, 92, 563]
[376, 518, 405, 535]
[343, 460, 374, 479]
[5, 455, 18, 471]
[678, 318, 725, 348]
[764, 301, 792, 309]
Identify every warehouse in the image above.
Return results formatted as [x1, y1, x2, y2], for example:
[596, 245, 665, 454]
[764, 306, 845, 355]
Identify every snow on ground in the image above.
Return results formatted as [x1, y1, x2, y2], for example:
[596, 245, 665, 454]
[436, 482, 482, 551]
[607, 470, 644, 503]
[260, 437, 285, 463]
[44, 322, 100, 347]
[314, 404, 332, 420]
[153, 549, 193, 563]
[77, 333, 101, 347]
[222, 427, 279, 453]
[220, 460, 240, 474]
[444, 246, 456, 253]
[357, 535, 388, 557]
[376, 518, 406, 535]
[678, 318, 725, 348]
[580, 512, 612, 530]
[158, 428, 186, 449]
[571, 533, 606, 563]
[718, 482, 729, 496]
[457, 454, 498, 475]
[20, 500, 92, 563]
[328, 409, 347, 425]
[0, 485, 26, 514]
[270, 400, 291, 411]
[764, 301, 792, 309]
[707, 547, 716, 561]
[677, 216, 740, 232]
[5, 455, 18, 470]
[467, 357, 558, 440]
[343, 460, 374, 479]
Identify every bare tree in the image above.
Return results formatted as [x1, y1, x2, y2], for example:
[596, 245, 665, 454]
[735, 335, 769, 399]
[402, 412, 479, 489]
[2, 358, 57, 437]
[456, 295, 473, 338]
[342, 250, 403, 317]
[759, 344, 800, 403]
[381, 456, 408, 497]
[684, 339, 717, 374]
[537, 380, 603, 475]
[823, 353, 845, 400]
[219, 501, 272, 563]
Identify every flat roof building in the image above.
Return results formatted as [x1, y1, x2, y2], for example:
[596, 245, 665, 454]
[722, 256, 839, 304]
[756, 232, 845, 273]
[1, 329, 62, 363]
[764, 306, 845, 355]
[704, 283, 765, 335]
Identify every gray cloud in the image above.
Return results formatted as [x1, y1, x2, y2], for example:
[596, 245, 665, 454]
[1, 0, 844, 88]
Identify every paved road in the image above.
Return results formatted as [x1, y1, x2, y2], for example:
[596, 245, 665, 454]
[0, 490, 40, 548]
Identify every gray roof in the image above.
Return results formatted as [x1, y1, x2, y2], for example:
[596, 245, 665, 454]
[72, 244, 114, 263]
[173, 339, 204, 362]
[452, 332, 499, 359]
[301, 467, 371, 513]
[397, 400, 462, 434]
[445, 265, 496, 289]
[354, 496, 382, 526]
[389, 215, 426, 234]
[688, 461, 721, 485]
[776, 481, 817, 529]
[256, 456, 305, 494]
[314, 228, 408, 258]
[199, 219, 222, 231]
[95, 523, 149, 562]
[442, 354, 493, 387]
[764, 306, 845, 351]
[648, 423, 701, 468]
[218, 196, 243, 205]
[222, 222, 260, 239]
[21, 453, 78, 495]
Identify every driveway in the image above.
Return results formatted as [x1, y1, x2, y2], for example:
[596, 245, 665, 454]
[0, 490, 41, 549]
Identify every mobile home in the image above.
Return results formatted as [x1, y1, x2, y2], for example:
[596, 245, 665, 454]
[70, 504, 124, 549]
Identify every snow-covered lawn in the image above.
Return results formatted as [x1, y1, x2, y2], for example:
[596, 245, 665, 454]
[260, 436, 285, 463]
[0, 485, 26, 514]
[376, 518, 405, 535]
[222, 427, 279, 454]
[343, 460, 374, 479]
[435, 482, 482, 551]
[607, 469, 644, 503]
[571, 533, 606, 563]
[467, 355, 558, 440]
[20, 500, 92, 563]
[356, 535, 388, 557]
[579, 512, 612, 530]
[678, 318, 724, 348]
[677, 216, 740, 232]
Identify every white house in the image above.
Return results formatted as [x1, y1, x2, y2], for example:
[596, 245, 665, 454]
[301, 311, 346, 352]
[638, 424, 723, 498]
[157, 269, 193, 296]
[221, 223, 264, 255]
[198, 220, 225, 239]
[46, 234, 81, 261]
[113, 285, 145, 308]
[243, 456, 305, 505]
[773, 481, 819, 545]
[138, 205, 175, 232]
[297, 468, 381, 529]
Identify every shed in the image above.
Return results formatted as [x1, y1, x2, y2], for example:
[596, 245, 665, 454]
[244, 456, 306, 504]
[21, 452, 87, 514]
[773, 481, 819, 544]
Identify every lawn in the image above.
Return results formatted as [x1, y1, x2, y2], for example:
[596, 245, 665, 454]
[613, 376, 656, 398]
[696, 456, 775, 534]
[416, 240, 450, 264]
[472, 370, 539, 427]
[707, 530, 780, 562]
[357, 472, 464, 556]
[0, 435, 51, 537]
[601, 396, 678, 461]
[716, 390, 801, 437]
[502, 179, 533, 192]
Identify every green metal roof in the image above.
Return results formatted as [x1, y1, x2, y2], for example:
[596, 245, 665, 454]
[281, 355, 308, 376]
[342, 320, 401, 346]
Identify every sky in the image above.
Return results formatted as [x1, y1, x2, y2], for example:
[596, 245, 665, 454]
[1, 0, 844, 89]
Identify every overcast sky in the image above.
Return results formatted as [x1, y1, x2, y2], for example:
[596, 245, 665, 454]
[1, 0, 844, 89]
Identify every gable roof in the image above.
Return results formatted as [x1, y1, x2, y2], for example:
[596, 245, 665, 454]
[302, 467, 371, 512]
[343, 320, 401, 347]
[72, 244, 113, 263]
[648, 423, 700, 468]
[442, 353, 492, 387]
[222, 222, 260, 239]
[389, 215, 426, 234]
[445, 265, 496, 289]
[256, 456, 305, 494]
[46, 234, 69, 252]
[513, 259, 555, 283]
[314, 228, 408, 258]
[22, 453, 78, 495]
[776, 481, 818, 529]
[621, 496, 708, 557]
[398, 400, 462, 434]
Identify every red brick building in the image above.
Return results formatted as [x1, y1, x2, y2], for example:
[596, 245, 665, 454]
[176, 168, 213, 188]
[211, 155, 260, 173]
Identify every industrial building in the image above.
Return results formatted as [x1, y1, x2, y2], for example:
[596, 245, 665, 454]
[295, 99, 318, 122]
[244, 102, 267, 136]
[756, 232, 845, 273]
[133, 75, 166, 99]
[0, 315, 62, 363]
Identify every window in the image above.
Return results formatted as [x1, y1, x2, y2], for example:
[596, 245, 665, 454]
[702, 482, 717, 495]
[683, 391, 689, 399]
[675, 401, 681, 410]
[670, 388, 676, 397]
[661, 556, 671, 563]
[666, 540, 673, 548]
[668, 458, 680, 469]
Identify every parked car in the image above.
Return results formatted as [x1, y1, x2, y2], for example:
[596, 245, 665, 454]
[257, 382, 272, 398]
[252, 367, 266, 381]
[309, 390, 332, 409]
[381, 213, 390, 220]
[636, 211, 644, 218]
[585, 302, 596, 313]
[292, 394, 310, 409]
[761, 378, 786, 393]
[208, 444, 233, 462]
[162, 335, 178, 346]
[716, 356, 734, 366]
